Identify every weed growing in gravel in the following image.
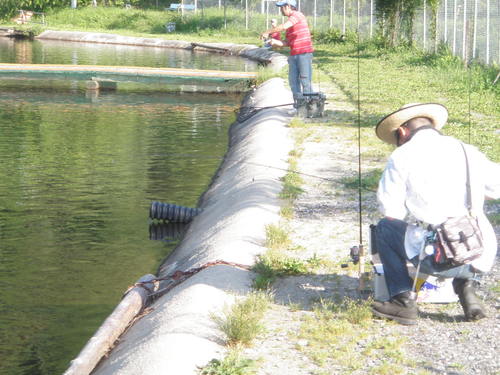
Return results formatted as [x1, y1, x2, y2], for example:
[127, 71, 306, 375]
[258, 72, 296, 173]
[279, 205, 294, 219]
[199, 349, 258, 375]
[490, 281, 500, 294]
[295, 297, 413, 373]
[212, 292, 270, 347]
[288, 118, 305, 128]
[339, 168, 383, 191]
[485, 199, 500, 225]
[252, 251, 332, 289]
[265, 224, 291, 250]
[280, 162, 304, 201]
[369, 361, 406, 374]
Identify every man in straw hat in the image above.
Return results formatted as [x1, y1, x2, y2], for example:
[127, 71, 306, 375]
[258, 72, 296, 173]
[372, 103, 500, 325]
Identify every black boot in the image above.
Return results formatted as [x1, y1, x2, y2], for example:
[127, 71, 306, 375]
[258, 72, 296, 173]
[372, 291, 418, 325]
[452, 279, 487, 321]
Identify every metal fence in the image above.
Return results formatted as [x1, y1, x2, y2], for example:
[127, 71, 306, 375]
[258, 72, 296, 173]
[188, 0, 499, 65]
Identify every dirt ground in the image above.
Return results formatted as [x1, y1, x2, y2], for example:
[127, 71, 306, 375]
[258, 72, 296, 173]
[241, 79, 500, 375]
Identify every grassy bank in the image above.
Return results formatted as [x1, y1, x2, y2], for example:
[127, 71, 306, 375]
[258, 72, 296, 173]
[313, 38, 499, 161]
[1, 6, 261, 43]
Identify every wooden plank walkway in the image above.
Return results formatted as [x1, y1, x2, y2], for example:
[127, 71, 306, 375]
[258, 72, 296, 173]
[0, 63, 257, 91]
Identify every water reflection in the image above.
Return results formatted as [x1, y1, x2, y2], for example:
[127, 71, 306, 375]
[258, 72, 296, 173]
[0, 38, 258, 72]
[0, 88, 241, 374]
[149, 222, 188, 242]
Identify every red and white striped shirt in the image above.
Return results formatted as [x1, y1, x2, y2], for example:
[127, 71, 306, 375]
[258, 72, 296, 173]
[286, 11, 313, 56]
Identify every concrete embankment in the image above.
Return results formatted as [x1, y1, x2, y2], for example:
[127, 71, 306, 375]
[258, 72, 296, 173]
[36, 31, 288, 71]
[86, 77, 293, 374]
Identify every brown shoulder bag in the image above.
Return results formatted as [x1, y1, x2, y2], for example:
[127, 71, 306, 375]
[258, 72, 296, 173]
[433, 143, 484, 267]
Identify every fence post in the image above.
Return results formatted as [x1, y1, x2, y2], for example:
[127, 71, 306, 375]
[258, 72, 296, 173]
[462, 0, 467, 60]
[245, 0, 249, 30]
[357, 0, 360, 31]
[423, 0, 427, 50]
[342, 0, 346, 34]
[314, 0, 317, 28]
[485, 0, 490, 64]
[472, 0, 477, 58]
[223, 0, 227, 28]
[370, 0, 374, 38]
[330, 0, 334, 28]
[452, 0, 457, 55]
[444, 0, 448, 42]
[266, 0, 269, 29]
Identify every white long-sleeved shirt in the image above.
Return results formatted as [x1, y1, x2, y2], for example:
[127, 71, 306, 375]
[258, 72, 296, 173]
[377, 129, 500, 272]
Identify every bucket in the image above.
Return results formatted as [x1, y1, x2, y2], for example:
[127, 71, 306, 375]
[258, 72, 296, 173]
[373, 261, 457, 303]
[165, 22, 176, 33]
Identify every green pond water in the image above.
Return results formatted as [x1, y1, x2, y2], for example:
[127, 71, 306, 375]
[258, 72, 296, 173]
[0, 38, 251, 374]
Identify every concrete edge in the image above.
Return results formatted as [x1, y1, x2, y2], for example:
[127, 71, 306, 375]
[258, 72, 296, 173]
[36, 30, 288, 71]
[89, 77, 294, 374]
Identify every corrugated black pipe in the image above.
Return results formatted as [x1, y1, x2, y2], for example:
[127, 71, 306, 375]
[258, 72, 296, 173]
[149, 201, 202, 223]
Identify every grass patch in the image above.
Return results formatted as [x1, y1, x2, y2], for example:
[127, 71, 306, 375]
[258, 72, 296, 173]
[339, 168, 383, 191]
[280, 170, 304, 201]
[296, 297, 414, 373]
[279, 204, 294, 220]
[490, 281, 500, 294]
[264, 223, 291, 250]
[212, 292, 270, 347]
[200, 349, 258, 375]
[252, 251, 330, 289]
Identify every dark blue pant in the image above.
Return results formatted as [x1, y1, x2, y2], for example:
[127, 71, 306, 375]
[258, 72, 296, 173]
[375, 217, 478, 298]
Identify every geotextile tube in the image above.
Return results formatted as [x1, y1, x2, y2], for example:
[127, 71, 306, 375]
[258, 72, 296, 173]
[90, 77, 294, 375]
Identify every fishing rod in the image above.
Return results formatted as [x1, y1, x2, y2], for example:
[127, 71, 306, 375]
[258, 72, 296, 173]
[354, 25, 368, 295]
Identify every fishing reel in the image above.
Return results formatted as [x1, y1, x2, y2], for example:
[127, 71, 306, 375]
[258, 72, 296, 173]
[341, 246, 360, 268]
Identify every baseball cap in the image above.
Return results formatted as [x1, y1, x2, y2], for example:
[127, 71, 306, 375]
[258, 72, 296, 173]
[276, 0, 297, 7]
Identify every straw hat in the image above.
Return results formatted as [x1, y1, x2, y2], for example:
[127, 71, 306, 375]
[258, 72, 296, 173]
[375, 103, 448, 145]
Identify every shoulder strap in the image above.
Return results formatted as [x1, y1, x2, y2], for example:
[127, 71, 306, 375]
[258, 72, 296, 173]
[459, 142, 472, 213]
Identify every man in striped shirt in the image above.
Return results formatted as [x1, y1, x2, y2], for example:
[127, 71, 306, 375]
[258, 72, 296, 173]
[261, 0, 314, 106]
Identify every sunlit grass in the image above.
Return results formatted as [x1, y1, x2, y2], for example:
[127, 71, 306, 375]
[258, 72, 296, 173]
[200, 350, 258, 375]
[314, 41, 499, 162]
[211, 292, 270, 347]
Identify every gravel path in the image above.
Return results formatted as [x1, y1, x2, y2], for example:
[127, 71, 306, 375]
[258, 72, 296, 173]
[242, 79, 499, 375]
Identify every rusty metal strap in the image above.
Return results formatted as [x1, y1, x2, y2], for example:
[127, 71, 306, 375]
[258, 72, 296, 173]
[123, 260, 251, 300]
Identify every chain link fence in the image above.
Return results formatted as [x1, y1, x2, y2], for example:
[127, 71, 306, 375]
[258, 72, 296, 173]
[183, 0, 498, 65]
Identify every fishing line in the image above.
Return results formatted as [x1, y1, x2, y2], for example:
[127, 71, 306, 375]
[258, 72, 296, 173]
[355, 20, 367, 292]
[157, 153, 343, 183]
[467, 59, 471, 144]
[356, 29, 363, 247]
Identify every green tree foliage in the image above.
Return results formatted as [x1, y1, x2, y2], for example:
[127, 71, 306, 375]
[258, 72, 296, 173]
[0, 0, 170, 20]
[375, 0, 428, 46]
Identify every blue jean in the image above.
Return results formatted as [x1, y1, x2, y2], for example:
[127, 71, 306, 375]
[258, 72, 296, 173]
[375, 217, 479, 298]
[288, 53, 313, 101]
